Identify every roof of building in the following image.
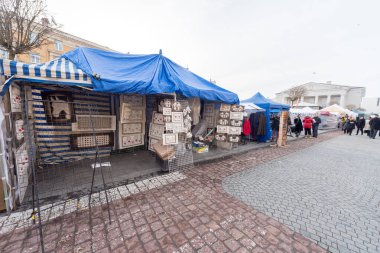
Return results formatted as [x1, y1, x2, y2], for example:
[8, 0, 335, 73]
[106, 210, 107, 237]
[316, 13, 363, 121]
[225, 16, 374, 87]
[276, 82, 365, 95]
[51, 29, 115, 52]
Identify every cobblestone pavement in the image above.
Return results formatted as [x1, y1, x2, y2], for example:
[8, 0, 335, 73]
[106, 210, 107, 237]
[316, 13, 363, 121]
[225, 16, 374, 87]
[223, 134, 380, 253]
[0, 131, 342, 253]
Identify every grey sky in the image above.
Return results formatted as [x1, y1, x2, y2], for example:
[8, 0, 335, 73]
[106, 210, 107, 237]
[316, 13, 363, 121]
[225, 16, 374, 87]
[47, 0, 380, 100]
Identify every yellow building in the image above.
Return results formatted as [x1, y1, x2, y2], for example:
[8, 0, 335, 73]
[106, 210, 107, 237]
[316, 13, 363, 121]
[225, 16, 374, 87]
[1, 29, 113, 63]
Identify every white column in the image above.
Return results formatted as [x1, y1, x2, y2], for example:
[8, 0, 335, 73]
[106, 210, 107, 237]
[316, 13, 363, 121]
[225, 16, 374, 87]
[314, 96, 319, 105]
[326, 95, 331, 106]
[340, 94, 346, 108]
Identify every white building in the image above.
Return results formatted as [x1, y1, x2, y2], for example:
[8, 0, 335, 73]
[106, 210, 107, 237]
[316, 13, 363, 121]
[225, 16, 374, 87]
[275, 82, 366, 109]
[361, 97, 380, 114]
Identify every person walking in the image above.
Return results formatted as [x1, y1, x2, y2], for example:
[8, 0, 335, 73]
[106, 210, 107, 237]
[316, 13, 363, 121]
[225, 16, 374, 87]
[346, 117, 356, 136]
[271, 114, 280, 142]
[343, 118, 349, 134]
[293, 114, 303, 137]
[369, 116, 375, 138]
[340, 116, 347, 130]
[303, 115, 313, 138]
[370, 115, 380, 139]
[356, 116, 366, 135]
[312, 113, 322, 138]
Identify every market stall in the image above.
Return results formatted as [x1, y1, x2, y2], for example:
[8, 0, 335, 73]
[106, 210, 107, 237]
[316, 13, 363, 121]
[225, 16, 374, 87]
[0, 47, 241, 208]
[241, 92, 290, 142]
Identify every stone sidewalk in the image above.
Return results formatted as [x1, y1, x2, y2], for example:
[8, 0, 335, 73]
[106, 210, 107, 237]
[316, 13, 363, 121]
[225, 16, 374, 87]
[0, 131, 341, 253]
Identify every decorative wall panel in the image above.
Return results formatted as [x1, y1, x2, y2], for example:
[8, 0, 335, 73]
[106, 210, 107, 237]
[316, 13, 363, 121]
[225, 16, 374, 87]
[71, 132, 114, 149]
[162, 133, 178, 145]
[121, 104, 145, 122]
[149, 123, 165, 139]
[122, 123, 144, 134]
[121, 134, 144, 148]
[72, 115, 116, 132]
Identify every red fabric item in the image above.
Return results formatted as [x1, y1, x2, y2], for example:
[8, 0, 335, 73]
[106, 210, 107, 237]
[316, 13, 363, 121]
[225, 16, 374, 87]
[303, 116, 313, 129]
[243, 119, 251, 136]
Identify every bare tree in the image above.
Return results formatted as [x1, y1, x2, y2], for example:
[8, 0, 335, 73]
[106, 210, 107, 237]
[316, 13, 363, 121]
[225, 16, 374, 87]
[0, 0, 58, 60]
[285, 85, 306, 106]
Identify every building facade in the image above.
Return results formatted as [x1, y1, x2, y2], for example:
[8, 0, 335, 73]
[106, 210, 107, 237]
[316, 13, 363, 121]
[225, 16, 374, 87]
[275, 82, 366, 109]
[361, 97, 380, 114]
[1, 29, 112, 63]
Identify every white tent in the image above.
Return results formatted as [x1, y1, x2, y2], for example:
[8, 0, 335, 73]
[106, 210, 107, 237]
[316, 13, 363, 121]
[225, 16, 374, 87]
[240, 102, 264, 111]
[290, 106, 317, 115]
[319, 104, 358, 117]
[292, 101, 320, 109]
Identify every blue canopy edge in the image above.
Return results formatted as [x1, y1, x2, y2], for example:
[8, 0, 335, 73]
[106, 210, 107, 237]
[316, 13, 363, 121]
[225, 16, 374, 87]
[62, 47, 239, 104]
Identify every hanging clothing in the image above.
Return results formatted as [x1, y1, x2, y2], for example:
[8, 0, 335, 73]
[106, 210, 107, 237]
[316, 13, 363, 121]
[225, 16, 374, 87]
[257, 112, 266, 136]
[249, 112, 257, 140]
[243, 118, 251, 136]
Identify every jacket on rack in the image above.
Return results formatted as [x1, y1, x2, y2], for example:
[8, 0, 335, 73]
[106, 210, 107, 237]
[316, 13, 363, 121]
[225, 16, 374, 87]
[243, 118, 251, 136]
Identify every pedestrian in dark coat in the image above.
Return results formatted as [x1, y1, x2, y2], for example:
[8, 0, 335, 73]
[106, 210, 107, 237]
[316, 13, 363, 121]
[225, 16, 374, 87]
[293, 114, 303, 137]
[312, 114, 322, 138]
[355, 117, 366, 135]
[346, 117, 356, 136]
[271, 114, 280, 142]
[370, 115, 380, 139]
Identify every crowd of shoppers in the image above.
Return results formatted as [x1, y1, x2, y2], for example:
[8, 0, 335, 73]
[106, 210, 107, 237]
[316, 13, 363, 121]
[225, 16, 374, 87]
[340, 114, 380, 139]
[270, 112, 379, 143]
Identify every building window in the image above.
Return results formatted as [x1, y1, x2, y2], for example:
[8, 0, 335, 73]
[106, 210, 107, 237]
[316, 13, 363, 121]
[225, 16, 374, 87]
[0, 48, 9, 59]
[318, 96, 327, 107]
[30, 32, 38, 43]
[303, 96, 316, 104]
[330, 95, 341, 105]
[55, 40, 63, 51]
[30, 53, 40, 64]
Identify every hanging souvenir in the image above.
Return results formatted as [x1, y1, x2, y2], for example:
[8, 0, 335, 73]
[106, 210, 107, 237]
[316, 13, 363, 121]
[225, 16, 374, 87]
[231, 105, 244, 112]
[219, 112, 230, 119]
[215, 134, 227, 141]
[230, 119, 243, 127]
[220, 103, 231, 112]
[152, 112, 165, 125]
[218, 119, 229, 125]
[172, 101, 182, 111]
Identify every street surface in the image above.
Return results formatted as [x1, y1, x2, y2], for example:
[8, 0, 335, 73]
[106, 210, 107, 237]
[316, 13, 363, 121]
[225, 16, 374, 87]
[223, 134, 380, 253]
[1, 130, 366, 253]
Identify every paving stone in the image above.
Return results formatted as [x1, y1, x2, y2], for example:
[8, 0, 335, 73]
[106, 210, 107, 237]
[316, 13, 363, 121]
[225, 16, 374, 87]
[223, 134, 380, 253]
[0, 131, 344, 253]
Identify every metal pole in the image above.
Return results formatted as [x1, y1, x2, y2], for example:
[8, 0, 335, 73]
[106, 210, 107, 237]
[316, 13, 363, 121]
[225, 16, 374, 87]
[23, 86, 45, 253]
[87, 93, 111, 224]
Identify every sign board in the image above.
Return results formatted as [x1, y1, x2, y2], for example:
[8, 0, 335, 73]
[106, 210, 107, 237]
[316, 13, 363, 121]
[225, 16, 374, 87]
[277, 111, 289, 147]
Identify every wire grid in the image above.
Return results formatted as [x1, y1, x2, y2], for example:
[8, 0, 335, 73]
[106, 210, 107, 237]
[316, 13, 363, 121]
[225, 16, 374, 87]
[1, 89, 197, 252]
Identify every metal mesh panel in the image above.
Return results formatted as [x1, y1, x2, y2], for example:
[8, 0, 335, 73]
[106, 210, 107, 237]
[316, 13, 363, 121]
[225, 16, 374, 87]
[0, 87, 195, 252]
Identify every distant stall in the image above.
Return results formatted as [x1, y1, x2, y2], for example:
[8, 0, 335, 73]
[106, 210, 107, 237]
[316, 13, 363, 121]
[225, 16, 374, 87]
[241, 92, 290, 142]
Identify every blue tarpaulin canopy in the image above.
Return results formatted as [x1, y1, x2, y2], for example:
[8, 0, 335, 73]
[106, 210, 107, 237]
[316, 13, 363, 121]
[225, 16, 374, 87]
[241, 92, 290, 112]
[0, 47, 239, 104]
[65, 48, 239, 103]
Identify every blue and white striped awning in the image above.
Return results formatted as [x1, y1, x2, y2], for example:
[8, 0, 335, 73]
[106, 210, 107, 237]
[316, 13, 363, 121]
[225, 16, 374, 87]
[0, 58, 93, 95]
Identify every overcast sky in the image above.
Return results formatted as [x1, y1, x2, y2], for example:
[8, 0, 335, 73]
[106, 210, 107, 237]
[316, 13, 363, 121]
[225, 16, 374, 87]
[47, 0, 380, 100]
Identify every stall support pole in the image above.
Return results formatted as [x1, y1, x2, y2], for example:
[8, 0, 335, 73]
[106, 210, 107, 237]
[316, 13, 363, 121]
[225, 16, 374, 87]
[24, 87, 45, 253]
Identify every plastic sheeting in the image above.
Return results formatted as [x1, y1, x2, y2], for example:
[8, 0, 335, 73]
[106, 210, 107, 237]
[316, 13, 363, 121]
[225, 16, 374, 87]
[62, 48, 239, 104]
